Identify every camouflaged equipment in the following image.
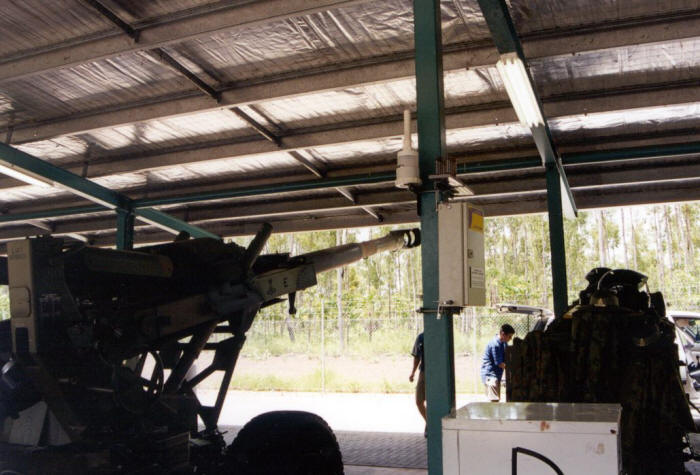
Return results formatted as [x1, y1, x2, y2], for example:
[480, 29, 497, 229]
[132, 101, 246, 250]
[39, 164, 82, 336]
[507, 269, 694, 475]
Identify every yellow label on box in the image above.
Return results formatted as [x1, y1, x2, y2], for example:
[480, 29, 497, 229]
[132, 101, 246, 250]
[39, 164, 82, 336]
[469, 209, 484, 232]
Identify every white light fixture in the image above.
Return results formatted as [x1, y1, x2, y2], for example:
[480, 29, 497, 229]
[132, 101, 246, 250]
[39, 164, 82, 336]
[496, 52, 545, 128]
[395, 108, 421, 189]
[0, 161, 53, 188]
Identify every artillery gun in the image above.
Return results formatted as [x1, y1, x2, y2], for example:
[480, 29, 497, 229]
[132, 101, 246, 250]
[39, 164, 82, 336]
[0, 225, 420, 474]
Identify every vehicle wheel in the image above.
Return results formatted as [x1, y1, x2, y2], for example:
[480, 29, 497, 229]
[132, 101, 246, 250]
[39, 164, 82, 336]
[226, 410, 343, 475]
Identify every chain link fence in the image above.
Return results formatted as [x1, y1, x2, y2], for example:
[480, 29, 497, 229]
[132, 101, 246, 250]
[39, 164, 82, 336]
[239, 310, 536, 394]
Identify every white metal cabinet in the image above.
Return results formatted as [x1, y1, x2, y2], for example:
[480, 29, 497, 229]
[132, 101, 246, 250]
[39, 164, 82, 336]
[442, 402, 621, 475]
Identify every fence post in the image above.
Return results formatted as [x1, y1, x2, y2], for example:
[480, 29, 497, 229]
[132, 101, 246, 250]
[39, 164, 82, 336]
[472, 309, 478, 394]
[321, 300, 325, 392]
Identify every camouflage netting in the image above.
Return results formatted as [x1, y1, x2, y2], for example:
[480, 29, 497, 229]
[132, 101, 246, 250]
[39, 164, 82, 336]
[506, 268, 695, 475]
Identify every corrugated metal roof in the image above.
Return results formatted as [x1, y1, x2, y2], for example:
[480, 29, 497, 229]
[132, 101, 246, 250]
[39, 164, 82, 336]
[0, 0, 698, 242]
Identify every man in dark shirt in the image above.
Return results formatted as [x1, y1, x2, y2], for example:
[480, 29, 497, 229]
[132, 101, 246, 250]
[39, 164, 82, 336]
[480, 324, 515, 402]
[409, 332, 426, 435]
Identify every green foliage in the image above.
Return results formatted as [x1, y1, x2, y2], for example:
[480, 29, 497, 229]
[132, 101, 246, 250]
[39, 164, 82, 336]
[0, 287, 8, 321]
[486, 205, 700, 310]
[1, 203, 698, 394]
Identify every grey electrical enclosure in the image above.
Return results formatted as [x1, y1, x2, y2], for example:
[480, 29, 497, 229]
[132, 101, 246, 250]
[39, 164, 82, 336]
[438, 202, 486, 307]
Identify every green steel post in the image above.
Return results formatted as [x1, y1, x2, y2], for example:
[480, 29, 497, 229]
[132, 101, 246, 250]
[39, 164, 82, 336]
[545, 163, 568, 316]
[116, 208, 134, 250]
[414, 0, 456, 473]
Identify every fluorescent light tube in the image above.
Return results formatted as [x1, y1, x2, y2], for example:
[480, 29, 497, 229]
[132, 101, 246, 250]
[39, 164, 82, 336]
[0, 162, 53, 187]
[496, 53, 545, 128]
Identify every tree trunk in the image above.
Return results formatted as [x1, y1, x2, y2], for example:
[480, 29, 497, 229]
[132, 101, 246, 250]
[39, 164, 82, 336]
[653, 206, 665, 288]
[336, 229, 345, 353]
[682, 205, 695, 268]
[524, 222, 531, 295]
[663, 208, 674, 271]
[620, 208, 629, 268]
[598, 210, 607, 266]
[541, 222, 548, 307]
[631, 210, 639, 269]
[284, 315, 295, 342]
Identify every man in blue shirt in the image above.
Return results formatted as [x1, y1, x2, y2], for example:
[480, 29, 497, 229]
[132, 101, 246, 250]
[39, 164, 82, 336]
[409, 332, 426, 436]
[481, 324, 515, 402]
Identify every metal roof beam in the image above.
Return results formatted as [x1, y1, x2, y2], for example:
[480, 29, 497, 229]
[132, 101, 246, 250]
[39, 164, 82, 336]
[5, 13, 700, 145]
[335, 186, 382, 221]
[0, 142, 128, 210]
[11, 82, 696, 184]
[134, 208, 220, 239]
[0, 142, 217, 239]
[17, 178, 700, 246]
[1, 174, 699, 243]
[2, 178, 698, 251]
[150, 48, 221, 101]
[0, 190, 411, 238]
[85, 210, 420, 248]
[81, 0, 140, 42]
[227, 107, 327, 178]
[0, 0, 369, 83]
[471, 180, 700, 217]
[2, 139, 700, 222]
[25, 219, 52, 232]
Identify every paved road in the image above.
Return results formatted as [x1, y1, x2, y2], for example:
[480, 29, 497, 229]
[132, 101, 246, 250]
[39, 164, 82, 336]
[202, 390, 700, 474]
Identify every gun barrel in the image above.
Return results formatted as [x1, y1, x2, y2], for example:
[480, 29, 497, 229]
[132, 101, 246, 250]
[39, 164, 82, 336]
[298, 228, 420, 274]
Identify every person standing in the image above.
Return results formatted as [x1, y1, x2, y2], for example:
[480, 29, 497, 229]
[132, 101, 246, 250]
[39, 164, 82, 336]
[409, 332, 427, 436]
[480, 324, 515, 402]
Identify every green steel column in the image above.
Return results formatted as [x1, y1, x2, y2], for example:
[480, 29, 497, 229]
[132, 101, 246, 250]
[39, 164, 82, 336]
[545, 163, 568, 316]
[413, 1, 456, 473]
[116, 208, 134, 250]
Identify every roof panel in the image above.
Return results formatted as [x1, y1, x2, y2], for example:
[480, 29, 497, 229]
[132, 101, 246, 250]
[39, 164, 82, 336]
[551, 103, 700, 139]
[252, 67, 505, 130]
[532, 38, 700, 96]
[0, 51, 190, 122]
[102, 0, 236, 25]
[145, 151, 301, 184]
[0, 0, 113, 59]
[174, 0, 488, 84]
[0, 0, 699, 240]
[81, 109, 252, 153]
[512, 0, 699, 33]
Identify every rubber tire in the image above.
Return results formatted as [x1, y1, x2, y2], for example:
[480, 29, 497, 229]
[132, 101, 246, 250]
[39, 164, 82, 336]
[226, 410, 344, 475]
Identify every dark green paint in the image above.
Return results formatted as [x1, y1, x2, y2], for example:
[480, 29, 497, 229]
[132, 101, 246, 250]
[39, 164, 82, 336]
[545, 163, 569, 316]
[135, 208, 220, 240]
[116, 209, 134, 250]
[414, 0, 455, 473]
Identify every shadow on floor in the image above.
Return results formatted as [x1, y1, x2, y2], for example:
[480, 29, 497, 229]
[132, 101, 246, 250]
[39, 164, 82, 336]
[221, 426, 427, 470]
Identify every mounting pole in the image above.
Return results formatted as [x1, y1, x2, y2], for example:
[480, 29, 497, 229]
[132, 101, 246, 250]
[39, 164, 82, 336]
[413, 1, 456, 473]
[116, 208, 134, 250]
[545, 164, 568, 316]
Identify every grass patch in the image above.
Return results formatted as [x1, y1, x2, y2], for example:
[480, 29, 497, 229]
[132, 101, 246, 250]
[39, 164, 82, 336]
[224, 367, 481, 394]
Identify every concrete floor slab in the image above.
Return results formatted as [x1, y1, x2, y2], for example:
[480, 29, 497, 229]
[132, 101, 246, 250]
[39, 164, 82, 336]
[345, 467, 427, 474]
